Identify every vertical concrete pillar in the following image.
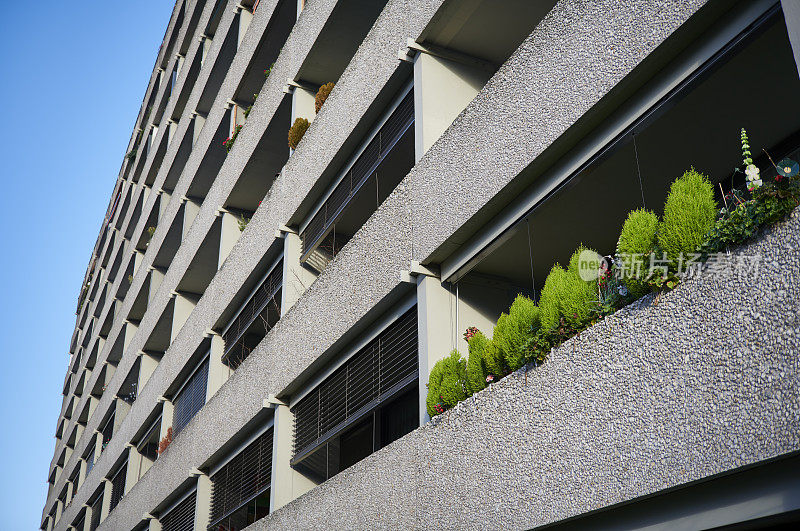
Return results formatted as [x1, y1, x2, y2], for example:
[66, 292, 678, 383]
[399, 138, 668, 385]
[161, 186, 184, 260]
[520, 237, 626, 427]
[148, 517, 163, 531]
[78, 459, 88, 491]
[218, 211, 241, 267]
[171, 292, 199, 343]
[168, 120, 178, 145]
[281, 231, 316, 316]
[412, 51, 490, 161]
[159, 399, 174, 442]
[237, 7, 253, 48]
[416, 275, 456, 424]
[74, 424, 85, 445]
[291, 87, 316, 125]
[115, 398, 132, 430]
[206, 333, 231, 401]
[782, 0, 800, 78]
[201, 36, 213, 68]
[192, 113, 206, 145]
[159, 190, 173, 219]
[269, 401, 316, 512]
[193, 474, 213, 530]
[123, 321, 139, 352]
[101, 479, 113, 521]
[182, 199, 201, 239]
[55, 500, 63, 525]
[64, 446, 73, 466]
[88, 395, 99, 420]
[139, 351, 160, 390]
[149, 267, 166, 302]
[125, 445, 141, 493]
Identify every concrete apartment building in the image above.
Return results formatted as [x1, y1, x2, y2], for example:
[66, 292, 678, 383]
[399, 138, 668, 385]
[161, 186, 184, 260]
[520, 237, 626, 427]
[41, 0, 800, 529]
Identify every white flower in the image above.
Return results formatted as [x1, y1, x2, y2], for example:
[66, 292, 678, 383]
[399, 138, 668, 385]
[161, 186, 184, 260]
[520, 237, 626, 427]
[745, 164, 760, 180]
[747, 179, 762, 191]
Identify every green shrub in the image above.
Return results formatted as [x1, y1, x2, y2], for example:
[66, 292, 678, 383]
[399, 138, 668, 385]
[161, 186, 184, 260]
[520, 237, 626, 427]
[616, 208, 658, 298]
[426, 350, 467, 416]
[465, 332, 490, 394]
[287, 118, 310, 150]
[539, 246, 599, 331]
[480, 336, 506, 379]
[658, 169, 717, 262]
[315, 82, 335, 113]
[493, 295, 538, 371]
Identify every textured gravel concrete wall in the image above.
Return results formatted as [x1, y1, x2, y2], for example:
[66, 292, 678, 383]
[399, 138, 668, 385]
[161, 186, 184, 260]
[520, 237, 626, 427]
[254, 209, 800, 530]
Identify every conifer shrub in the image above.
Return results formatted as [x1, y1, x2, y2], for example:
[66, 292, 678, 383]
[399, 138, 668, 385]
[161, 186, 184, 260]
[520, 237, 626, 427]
[658, 169, 717, 262]
[481, 337, 506, 379]
[315, 82, 335, 113]
[287, 117, 310, 150]
[493, 295, 539, 371]
[465, 332, 490, 394]
[539, 246, 599, 331]
[616, 208, 658, 297]
[426, 350, 467, 416]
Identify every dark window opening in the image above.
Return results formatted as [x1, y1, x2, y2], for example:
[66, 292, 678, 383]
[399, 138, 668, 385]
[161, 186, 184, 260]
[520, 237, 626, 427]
[109, 461, 127, 512]
[209, 428, 273, 530]
[89, 492, 103, 531]
[173, 358, 209, 435]
[300, 85, 415, 273]
[291, 307, 419, 482]
[222, 259, 283, 370]
[161, 491, 196, 531]
[100, 409, 115, 452]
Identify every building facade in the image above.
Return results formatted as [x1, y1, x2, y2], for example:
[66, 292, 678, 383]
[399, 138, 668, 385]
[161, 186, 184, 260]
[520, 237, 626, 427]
[42, 0, 800, 529]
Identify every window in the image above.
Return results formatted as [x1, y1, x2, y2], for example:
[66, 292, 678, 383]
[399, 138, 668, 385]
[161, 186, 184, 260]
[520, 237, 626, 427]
[291, 306, 418, 482]
[137, 415, 162, 479]
[299, 84, 415, 273]
[89, 491, 103, 531]
[161, 491, 196, 531]
[173, 357, 209, 434]
[209, 428, 273, 530]
[68, 466, 80, 504]
[72, 511, 86, 531]
[221, 258, 283, 370]
[84, 435, 97, 475]
[100, 409, 115, 452]
[109, 461, 127, 512]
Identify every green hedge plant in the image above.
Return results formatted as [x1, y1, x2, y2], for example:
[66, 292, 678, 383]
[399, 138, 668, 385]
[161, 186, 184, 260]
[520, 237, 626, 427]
[426, 350, 468, 417]
[465, 329, 490, 394]
[658, 169, 717, 263]
[539, 246, 599, 331]
[493, 295, 539, 372]
[616, 208, 658, 298]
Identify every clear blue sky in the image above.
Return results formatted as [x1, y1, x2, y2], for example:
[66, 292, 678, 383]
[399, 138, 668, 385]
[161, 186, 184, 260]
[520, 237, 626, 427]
[0, 1, 175, 528]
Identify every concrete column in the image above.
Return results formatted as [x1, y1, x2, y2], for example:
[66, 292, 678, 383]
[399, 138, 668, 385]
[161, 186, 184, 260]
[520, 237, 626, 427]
[148, 517, 163, 531]
[123, 321, 138, 352]
[281, 232, 316, 316]
[55, 500, 63, 525]
[291, 86, 316, 125]
[171, 292, 199, 343]
[269, 402, 316, 512]
[139, 351, 160, 390]
[88, 395, 99, 420]
[206, 333, 231, 401]
[416, 275, 456, 425]
[74, 424, 85, 445]
[193, 474, 213, 530]
[413, 51, 490, 161]
[64, 446, 73, 467]
[149, 267, 166, 302]
[78, 459, 88, 490]
[168, 120, 178, 145]
[132, 251, 145, 280]
[237, 8, 253, 48]
[159, 190, 173, 219]
[218, 211, 241, 267]
[782, 0, 800, 78]
[192, 113, 206, 145]
[125, 446, 141, 493]
[201, 36, 213, 68]
[101, 479, 113, 521]
[159, 399, 174, 442]
[181, 199, 201, 240]
[115, 398, 132, 430]
[65, 482, 74, 509]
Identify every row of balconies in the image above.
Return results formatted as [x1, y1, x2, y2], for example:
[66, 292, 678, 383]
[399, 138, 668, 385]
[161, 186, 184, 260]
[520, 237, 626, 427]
[45, 0, 569, 528]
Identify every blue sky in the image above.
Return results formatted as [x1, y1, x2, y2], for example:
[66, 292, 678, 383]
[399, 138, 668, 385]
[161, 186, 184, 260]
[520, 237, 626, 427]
[0, 1, 175, 527]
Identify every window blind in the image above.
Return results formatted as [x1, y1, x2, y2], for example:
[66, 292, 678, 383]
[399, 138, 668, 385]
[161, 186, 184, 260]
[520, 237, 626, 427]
[109, 462, 127, 512]
[173, 358, 209, 434]
[161, 491, 196, 531]
[209, 428, 273, 528]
